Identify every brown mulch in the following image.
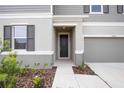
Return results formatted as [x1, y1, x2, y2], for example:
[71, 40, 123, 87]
[72, 65, 96, 75]
[15, 66, 57, 88]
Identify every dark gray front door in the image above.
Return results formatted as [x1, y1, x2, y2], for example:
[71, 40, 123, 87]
[60, 34, 68, 58]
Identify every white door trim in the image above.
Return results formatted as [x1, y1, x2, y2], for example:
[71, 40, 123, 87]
[58, 32, 70, 59]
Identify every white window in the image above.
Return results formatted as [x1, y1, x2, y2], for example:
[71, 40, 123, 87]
[90, 5, 103, 14]
[13, 26, 27, 50]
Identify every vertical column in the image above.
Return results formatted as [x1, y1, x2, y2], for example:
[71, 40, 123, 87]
[75, 22, 84, 65]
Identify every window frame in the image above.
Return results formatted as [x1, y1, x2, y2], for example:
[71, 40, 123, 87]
[12, 25, 27, 51]
[90, 5, 103, 14]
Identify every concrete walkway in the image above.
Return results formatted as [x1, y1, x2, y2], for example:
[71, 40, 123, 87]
[52, 60, 109, 88]
[52, 60, 79, 88]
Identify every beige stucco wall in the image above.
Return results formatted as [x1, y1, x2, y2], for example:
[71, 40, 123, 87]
[75, 22, 84, 52]
[0, 18, 53, 51]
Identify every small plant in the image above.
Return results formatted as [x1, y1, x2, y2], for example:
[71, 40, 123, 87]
[40, 70, 45, 75]
[3, 40, 11, 51]
[32, 76, 42, 88]
[34, 63, 40, 67]
[32, 68, 36, 73]
[40, 63, 48, 75]
[79, 64, 87, 70]
[44, 63, 48, 68]
[32, 63, 40, 73]
[20, 64, 30, 75]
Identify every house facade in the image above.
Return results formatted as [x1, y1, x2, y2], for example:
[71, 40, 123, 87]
[0, 5, 124, 68]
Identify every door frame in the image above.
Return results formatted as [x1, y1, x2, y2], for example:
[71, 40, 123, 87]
[58, 32, 70, 59]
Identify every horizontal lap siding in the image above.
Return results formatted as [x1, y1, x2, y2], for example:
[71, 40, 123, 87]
[0, 5, 51, 13]
[53, 5, 83, 15]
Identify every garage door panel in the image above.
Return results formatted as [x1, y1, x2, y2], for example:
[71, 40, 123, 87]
[84, 37, 124, 62]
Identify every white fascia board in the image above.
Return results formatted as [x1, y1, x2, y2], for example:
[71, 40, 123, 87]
[0, 13, 52, 19]
[82, 22, 124, 26]
[9, 23, 29, 25]
[53, 23, 77, 26]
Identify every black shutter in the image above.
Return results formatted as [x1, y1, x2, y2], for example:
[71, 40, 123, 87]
[117, 5, 123, 14]
[27, 25, 35, 51]
[4, 26, 12, 51]
[83, 5, 90, 13]
[103, 5, 109, 13]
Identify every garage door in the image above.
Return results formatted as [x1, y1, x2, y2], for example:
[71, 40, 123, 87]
[84, 37, 124, 62]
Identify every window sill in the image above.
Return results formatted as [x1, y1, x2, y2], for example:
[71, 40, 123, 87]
[89, 12, 104, 14]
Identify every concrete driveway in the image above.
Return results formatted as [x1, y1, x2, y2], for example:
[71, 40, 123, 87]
[87, 63, 124, 88]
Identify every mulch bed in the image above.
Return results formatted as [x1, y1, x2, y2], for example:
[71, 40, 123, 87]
[72, 64, 96, 75]
[16, 66, 57, 88]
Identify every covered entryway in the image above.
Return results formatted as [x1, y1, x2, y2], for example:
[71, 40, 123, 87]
[53, 15, 88, 65]
[54, 27, 75, 60]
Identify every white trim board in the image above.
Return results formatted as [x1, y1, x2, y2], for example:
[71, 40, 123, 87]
[53, 15, 89, 18]
[84, 35, 124, 38]
[82, 22, 124, 26]
[0, 13, 52, 19]
[53, 15, 89, 22]
[53, 23, 77, 26]
[1, 51, 54, 55]
[75, 50, 84, 54]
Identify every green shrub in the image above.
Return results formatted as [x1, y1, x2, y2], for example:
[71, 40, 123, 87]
[0, 73, 8, 88]
[32, 76, 42, 88]
[6, 76, 17, 88]
[0, 52, 21, 87]
[1, 52, 20, 76]
[0, 74, 17, 88]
